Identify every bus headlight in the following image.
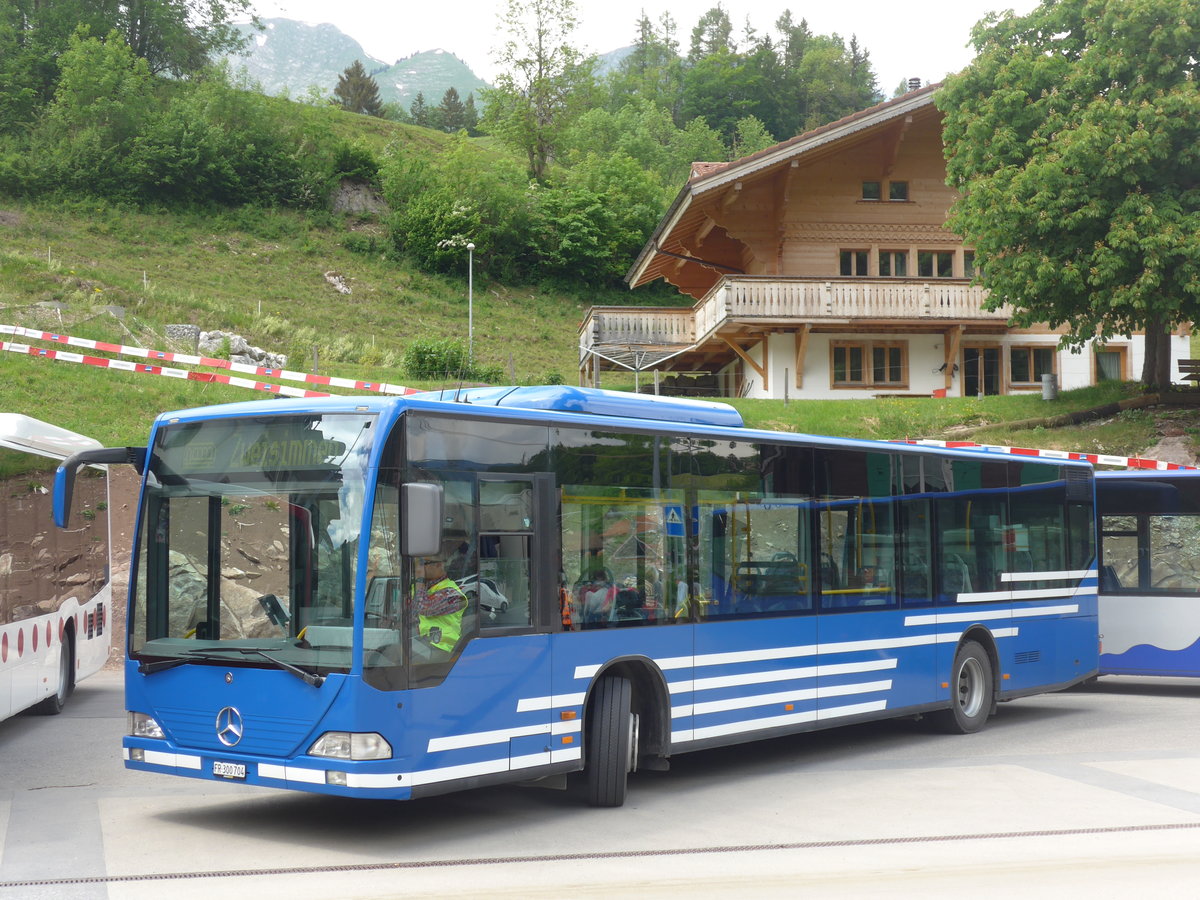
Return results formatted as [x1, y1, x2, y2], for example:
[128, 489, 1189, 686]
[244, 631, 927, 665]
[308, 731, 392, 760]
[128, 712, 165, 739]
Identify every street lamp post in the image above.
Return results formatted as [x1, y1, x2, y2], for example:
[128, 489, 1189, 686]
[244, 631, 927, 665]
[466, 242, 474, 365]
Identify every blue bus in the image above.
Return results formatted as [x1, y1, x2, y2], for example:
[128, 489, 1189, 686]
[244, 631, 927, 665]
[55, 387, 1099, 806]
[1097, 470, 1200, 677]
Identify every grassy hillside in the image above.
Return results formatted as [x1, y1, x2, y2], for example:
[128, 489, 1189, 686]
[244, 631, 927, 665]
[1, 165, 1197, 459]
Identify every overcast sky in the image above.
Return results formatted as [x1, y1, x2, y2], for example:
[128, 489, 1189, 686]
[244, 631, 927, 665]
[250, 0, 1040, 95]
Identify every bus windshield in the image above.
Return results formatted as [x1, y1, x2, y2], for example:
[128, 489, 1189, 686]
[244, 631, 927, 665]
[130, 412, 377, 677]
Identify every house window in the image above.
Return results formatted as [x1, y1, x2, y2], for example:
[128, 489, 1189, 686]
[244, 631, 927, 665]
[832, 341, 908, 388]
[879, 251, 908, 277]
[1096, 348, 1125, 382]
[1010, 346, 1056, 385]
[918, 250, 954, 278]
[840, 250, 868, 276]
[862, 181, 881, 200]
[889, 181, 909, 201]
[832, 344, 865, 384]
[964, 250, 977, 279]
[872, 344, 906, 385]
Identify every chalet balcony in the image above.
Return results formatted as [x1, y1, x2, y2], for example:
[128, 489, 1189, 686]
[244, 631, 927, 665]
[581, 276, 1013, 362]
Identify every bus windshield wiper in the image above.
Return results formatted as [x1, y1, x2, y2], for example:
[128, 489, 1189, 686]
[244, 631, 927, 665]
[232, 647, 325, 687]
[139, 647, 324, 686]
[138, 652, 235, 675]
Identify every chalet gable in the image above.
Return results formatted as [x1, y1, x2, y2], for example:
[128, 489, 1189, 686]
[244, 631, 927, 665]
[627, 84, 944, 298]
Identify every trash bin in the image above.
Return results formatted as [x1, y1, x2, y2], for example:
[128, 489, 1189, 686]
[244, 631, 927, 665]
[1041, 373, 1058, 400]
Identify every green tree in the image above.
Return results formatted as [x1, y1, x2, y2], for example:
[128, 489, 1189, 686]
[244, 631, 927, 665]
[679, 49, 762, 142]
[560, 96, 726, 191]
[437, 86, 467, 132]
[0, 0, 254, 132]
[115, 0, 256, 77]
[937, 0, 1200, 388]
[532, 150, 664, 284]
[730, 115, 775, 159]
[480, 0, 598, 180]
[409, 91, 430, 127]
[687, 5, 735, 63]
[462, 93, 479, 134]
[36, 28, 156, 196]
[607, 11, 682, 117]
[381, 134, 533, 279]
[333, 60, 384, 117]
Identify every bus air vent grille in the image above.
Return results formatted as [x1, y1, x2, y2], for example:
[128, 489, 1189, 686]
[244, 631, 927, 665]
[1014, 650, 1041, 665]
[158, 705, 314, 756]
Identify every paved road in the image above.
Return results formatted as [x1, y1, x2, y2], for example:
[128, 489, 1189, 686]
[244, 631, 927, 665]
[3, 670, 1200, 898]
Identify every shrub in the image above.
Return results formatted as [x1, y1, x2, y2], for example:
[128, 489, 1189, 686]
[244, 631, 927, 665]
[403, 337, 470, 379]
[402, 338, 500, 383]
[331, 141, 378, 183]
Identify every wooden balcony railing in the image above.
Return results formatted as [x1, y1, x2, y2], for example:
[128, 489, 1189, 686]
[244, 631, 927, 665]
[581, 276, 1011, 360]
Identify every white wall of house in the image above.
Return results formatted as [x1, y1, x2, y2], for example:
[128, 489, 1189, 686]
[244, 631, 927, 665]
[716, 332, 1189, 400]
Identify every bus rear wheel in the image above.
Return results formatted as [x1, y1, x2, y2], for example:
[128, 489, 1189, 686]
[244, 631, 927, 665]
[932, 640, 992, 734]
[586, 675, 635, 807]
[33, 633, 74, 716]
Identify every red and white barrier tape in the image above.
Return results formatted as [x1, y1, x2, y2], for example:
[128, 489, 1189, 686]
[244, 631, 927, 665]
[891, 439, 1199, 471]
[0, 325, 415, 395]
[1, 339, 337, 398]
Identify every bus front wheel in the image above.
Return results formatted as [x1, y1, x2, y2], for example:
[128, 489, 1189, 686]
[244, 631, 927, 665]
[586, 675, 635, 807]
[933, 640, 992, 734]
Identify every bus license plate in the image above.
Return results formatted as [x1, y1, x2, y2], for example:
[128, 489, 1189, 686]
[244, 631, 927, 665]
[213, 760, 246, 780]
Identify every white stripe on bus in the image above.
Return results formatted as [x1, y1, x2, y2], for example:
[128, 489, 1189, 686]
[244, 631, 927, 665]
[906, 604, 1077, 625]
[674, 679, 893, 718]
[515, 691, 586, 713]
[578, 627, 1022, 687]
[134, 748, 202, 770]
[958, 587, 1096, 603]
[669, 658, 897, 695]
[1001, 569, 1096, 583]
[675, 699, 889, 743]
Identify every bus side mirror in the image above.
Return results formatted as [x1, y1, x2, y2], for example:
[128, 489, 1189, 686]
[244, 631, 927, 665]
[54, 446, 146, 527]
[402, 482, 444, 557]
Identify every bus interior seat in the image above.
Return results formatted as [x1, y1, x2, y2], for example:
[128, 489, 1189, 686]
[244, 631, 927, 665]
[1100, 565, 1121, 590]
[943, 554, 973, 595]
[900, 569, 928, 598]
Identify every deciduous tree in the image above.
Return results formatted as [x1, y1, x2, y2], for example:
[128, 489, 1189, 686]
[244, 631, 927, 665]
[480, 0, 597, 180]
[938, 0, 1200, 388]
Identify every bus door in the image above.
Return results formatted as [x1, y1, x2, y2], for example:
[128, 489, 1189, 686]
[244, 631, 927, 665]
[473, 475, 556, 769]
[690, 495, 818, 743]
[815, 450, 937, 715]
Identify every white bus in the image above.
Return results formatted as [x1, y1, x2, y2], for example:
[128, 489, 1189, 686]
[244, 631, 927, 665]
[1, 414, 112, 718]
[1097, 470, 1200, 677]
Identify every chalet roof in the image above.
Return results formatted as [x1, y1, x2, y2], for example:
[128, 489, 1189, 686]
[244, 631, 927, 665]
[689, 161, 731, 179]
[625, 83, 942, 289]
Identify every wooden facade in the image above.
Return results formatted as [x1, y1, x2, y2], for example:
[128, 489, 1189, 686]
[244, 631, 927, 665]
[580, 85, 1186, 398]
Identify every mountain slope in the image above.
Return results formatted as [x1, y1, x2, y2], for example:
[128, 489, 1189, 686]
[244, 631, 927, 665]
[226, 19, 490, 109]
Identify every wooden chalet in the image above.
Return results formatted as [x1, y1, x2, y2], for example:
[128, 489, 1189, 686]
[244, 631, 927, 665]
[579, 84, 1188, 398]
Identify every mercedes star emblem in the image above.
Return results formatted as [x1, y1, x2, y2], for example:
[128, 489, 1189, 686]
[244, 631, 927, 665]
[215, 706, 244, 747]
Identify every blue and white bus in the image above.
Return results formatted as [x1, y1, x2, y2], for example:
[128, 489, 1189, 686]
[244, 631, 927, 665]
[55, 387, 1099, 806]
[1097, 470, 1200, 677]
[2, 414, 112, 721]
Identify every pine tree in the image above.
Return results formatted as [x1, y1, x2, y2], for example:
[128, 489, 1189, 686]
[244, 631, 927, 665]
[333, 60, 384, 117]
[410, 91, 429, 128]
[463, 93, 479, 135]
[438, 87, 467, 132]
